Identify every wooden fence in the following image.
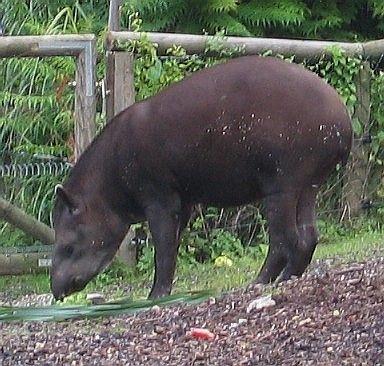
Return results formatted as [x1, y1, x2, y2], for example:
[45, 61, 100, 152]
[0, 34, 96, 273]
[0, 34, 97, 159]
[105, 30, 384, 60]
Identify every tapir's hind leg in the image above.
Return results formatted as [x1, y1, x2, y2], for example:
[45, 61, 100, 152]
[255, 192, 299, 284]
[295, 187, 319, 269]
[278, 187, 318, 280]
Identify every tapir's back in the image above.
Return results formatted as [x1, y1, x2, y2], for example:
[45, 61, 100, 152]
[124, 56, 352, 205]
[141, 56, 350, 133]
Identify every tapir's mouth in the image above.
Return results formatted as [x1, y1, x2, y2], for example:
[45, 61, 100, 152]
[51, 252, 116, 301]
[51, 274, 88, 301]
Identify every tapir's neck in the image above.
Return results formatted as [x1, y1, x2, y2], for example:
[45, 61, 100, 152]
[66, 113, 137, 221]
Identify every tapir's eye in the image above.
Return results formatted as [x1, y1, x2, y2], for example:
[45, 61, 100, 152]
[63, 245, 74, 257]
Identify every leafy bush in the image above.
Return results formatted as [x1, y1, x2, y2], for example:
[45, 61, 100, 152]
[122, 0, 384, 40]
[0, 1, 107, 246]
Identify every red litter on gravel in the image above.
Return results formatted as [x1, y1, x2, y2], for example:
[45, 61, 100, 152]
[189, 328, 215, 340]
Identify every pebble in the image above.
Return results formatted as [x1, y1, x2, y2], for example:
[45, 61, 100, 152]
[246, 294, 276, 313]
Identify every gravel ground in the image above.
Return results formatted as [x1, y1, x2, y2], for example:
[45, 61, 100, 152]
[1, 256, 383, 366]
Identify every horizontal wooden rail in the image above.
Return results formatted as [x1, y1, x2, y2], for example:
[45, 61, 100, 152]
[0, 252, 51, 275]
[106, 31, 384, 60]
[0, 34, 95, 58]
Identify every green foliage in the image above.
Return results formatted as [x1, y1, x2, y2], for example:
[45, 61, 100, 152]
[0, 1, 108, 246]
[120, 0, 231, 35]
[136, 227, 247, 273]
[367, 68, 384, 211]
[306, 47, 384, 223]
[136, 243, 155, 274]
[135, 204, 265, 277]
[0, 56, 74, 153]
[180, 205, 268, 263]
[0, 273, 50, 297]
[370, 71, 384, 165]
[314, 220, 384, 260]
[307, 47, 361, 120]
[1, 0, 109, 35]
[182, 223, 244, 264]
[123, 0, 384, 40]
[303, 48, 361, 216]
[238, 0, 308, 33]
[0, 54, 75, 240]
[125, 28, 244, 102]
[129, 33, 228, 101]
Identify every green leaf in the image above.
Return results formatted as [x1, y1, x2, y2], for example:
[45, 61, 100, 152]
[147, 58, 163, 80]
[352, 117, 362, 136]
[204, 0, 239, 13]
[0, 290, 215, 322]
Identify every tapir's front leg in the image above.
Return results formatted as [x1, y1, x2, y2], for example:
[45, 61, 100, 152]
[145, 199, 191, 299]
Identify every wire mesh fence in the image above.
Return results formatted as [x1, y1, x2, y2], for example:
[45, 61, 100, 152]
[0, 161, 72, 178]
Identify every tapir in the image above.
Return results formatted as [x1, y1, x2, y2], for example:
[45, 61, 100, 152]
[51, 55, 352, 300]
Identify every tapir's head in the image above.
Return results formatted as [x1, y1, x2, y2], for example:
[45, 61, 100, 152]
[51, 185, 128, 301]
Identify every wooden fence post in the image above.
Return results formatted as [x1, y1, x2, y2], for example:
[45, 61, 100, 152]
[108, 0, 121, 34]
[105, 51, 136, 122]
[105, 50, 137, 267]
[341, 61, 371, 220]
[106, 0, 137, 267]
[74, 39, 97, 159]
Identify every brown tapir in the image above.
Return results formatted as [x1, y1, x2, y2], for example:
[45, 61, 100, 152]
[51, 55, 352, 300]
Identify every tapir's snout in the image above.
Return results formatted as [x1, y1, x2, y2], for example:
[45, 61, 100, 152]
[51, 271, 87, 301]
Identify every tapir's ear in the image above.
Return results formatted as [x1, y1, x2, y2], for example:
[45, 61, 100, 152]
[55, 184, 80, 215]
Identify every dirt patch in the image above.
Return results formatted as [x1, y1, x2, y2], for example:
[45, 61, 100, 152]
[1, 256, 383, 365]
